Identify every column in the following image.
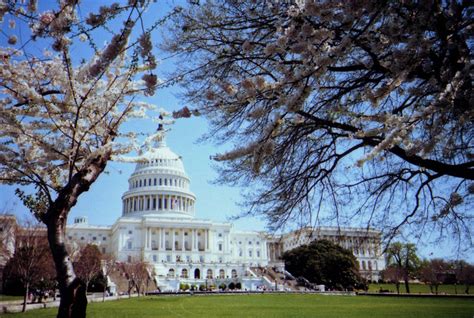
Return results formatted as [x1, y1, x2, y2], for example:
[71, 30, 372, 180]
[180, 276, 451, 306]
[191, 229, 195, 251]
[144, 227, 148, 250]
[160, 228, 165, 250]
[204, 229, 208, 251]
[171, 229, 175, 251]
[157, 228, 161, 250]
[148, 227, 151, 249]
[181, 230, 185, 251]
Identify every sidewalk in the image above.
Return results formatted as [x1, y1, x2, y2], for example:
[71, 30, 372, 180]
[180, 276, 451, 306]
[1, 294, 137, 314]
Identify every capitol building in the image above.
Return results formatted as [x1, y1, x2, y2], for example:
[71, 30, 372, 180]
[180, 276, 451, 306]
[65, 129, 386, 291]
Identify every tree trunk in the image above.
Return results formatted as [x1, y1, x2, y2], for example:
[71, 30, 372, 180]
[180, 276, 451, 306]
[47, 215, 87, 318]
[22, 282, 29, 312]
[395, 282, 400, 294]
[404, 276, 410, 294]
[42, 150, 111, 317]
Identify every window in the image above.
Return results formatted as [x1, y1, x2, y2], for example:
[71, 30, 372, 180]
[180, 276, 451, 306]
[103, 237, 106, 241]
[154, 178, 157, 186]
[127, 241, 132, 249]
[166, 255, 171, 262]
[159, 178, 162, 185]
[168, 268, 174, 277]
[249, 250, 252, 257]
[127, 255, 132, 262]
[248, 241, 252, 245]
[153, 255, 157, 262]
[207, 269, 213, 279]
[219, 269, 225, 279]
[218, 233, 222, 237]
[181, 269, 188, 278]
[218, 243, 223, 251]
[164, 179, 167, 186]
[139, 180, 142, 187]
[231, 269, 237, 278]
[92, 236, 97, 241]
[257, 250, 260, 257]
[80, 236, 84, 240]
[128, 230, 132, 234]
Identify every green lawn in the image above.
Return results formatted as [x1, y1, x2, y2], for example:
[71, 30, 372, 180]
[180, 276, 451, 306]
[0, 295, 23, 302]
[368, 283, 467, 294]
[4, 294, 474, 318]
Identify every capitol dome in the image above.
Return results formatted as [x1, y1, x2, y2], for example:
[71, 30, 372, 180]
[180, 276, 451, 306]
[121, 129, 196, 219]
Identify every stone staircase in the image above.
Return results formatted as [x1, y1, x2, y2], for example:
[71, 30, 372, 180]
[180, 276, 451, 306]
[250, 266, 300, 291]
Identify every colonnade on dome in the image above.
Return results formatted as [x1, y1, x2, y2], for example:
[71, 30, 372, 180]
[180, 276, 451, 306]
[122, 194, 195, 215]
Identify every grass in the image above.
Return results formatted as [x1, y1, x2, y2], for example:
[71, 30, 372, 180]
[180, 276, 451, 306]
[4, 294, 474, 318]
[0, 295, 23, 302]
[368, 283, 467, 294]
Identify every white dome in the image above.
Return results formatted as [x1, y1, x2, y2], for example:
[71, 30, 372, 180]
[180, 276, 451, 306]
[121, 132, 196, 219]
[134, 143, 186, 174]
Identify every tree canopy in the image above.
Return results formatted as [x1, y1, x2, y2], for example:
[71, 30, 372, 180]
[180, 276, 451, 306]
[164, 0, 473, 246]
[282, 239, 365, 290]
[386, 242, 420, 293]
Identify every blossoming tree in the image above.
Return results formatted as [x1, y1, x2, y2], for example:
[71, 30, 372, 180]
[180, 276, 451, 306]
[164, 1, 473, 246]
[0, 1, 172, 316]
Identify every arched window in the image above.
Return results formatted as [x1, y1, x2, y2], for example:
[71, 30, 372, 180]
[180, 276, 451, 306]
[368, 260, 372, 270]
[206, 269, 213, 279]
[194, 268, 200, 279]
[181, 269, 188, 278]
[362, 261, 366, 270]
[168, 269, 175, 277]
[231, 269, 237, 278]
[219, 269, 225, 279]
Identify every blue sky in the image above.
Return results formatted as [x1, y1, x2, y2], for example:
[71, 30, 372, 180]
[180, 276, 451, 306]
[0, 0, 472, 263]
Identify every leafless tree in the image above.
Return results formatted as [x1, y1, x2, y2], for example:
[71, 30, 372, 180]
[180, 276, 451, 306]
[454, 260, 474, 294]
[74, 244, 102, 293]
[381, 265, 404, 294]
[419, 258, 449, 294]
[100, 253, 117, 302]
[2, 220, 55, 312]
[119, 261, 152, 297]
[163, 1, 473, 250]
